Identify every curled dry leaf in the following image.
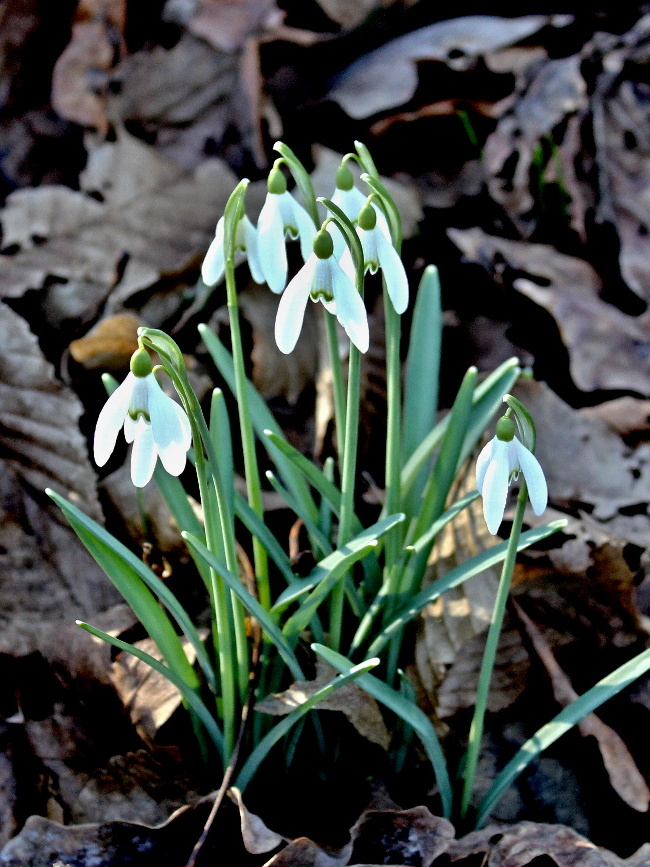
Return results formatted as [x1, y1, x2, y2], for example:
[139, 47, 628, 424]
[68, 312, 140, 371]
[51, 0, 126, 134]
[448, 227, 650, 395]
[188, 0, 281, 52]
[229, 787, 285, 855]
[513, 601, 649, 813]
[328, 15, 572, 119]
[449, 821, 650, 867]
[0, 129, 238, 323]
[348, 806, 455, 867]
[256, 659, 391, 750]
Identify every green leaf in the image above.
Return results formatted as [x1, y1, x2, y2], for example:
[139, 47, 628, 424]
[265, 469, 332, 556]
[314, 644, 453, 818]
[77, 620, 224, 756]
[273, 513, 406, 611]
[48, 489, 214, 691]
[234, 654, 380, 791]
[476, 644, 650, 827]
[199, 326, 318, 524]
[233, 491, 296, 586]
[367, 520, 567, 657]
[182, 532, 305, 681]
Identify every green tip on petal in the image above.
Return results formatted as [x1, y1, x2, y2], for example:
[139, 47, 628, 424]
[130, 348, 153, 378]
[336, 163, 354, 191]
[313, 229, 334, 260]
[358, 202, 377, 231]
[496, 415, 515, 442]
[267, 167, 287, 195]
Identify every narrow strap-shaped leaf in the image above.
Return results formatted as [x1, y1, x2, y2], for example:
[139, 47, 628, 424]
[314, 644, 453, 818]
[199, 325, 318, 523]
[182, 532, 305, 681]
[210, 388, 234, 512]
[475, 644, 650, 827]
[77, 620, 224, 757]
[234, 655, 380, 791]
[48, 489, 214, 691]
[367, 521, 567, 657]
[401, 358, 520, 497]
[265, 470, 332, 556]
[273, 513, 405, 611]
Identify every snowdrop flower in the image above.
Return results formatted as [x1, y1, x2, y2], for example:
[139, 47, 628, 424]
[476, 416, 548, 535]
[340, 201, 409, 314]
[257, 166, 316, 294]
[330, 162, 391, 255]
[275, 228, 369, 355]
[94, 349, 191, 488]
[201, 213, 264, 287]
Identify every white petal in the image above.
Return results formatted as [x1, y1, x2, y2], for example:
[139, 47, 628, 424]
[330, 261, 369, 353]
[123, 413, 137, 444]
[481, 438, 510, 534]
[290, 197, 317, 262]
[274, 256, 316, 354]
[147, 376, 190, 476]
[257, 194, 288, 293]
[359, 227, 380, 274]
[201, 217, 225, 286]
[475, 438, 496, 493]
[338, 244, 356, 283]
[332, 186, 367, 222]
[243, 215, 265, 284]
[514, 438, 548, 516]
[328, 221, 347, 260]
[376, 229, 409, 313]
[93, 374, 134, 466]
[131, 417, 157, 487]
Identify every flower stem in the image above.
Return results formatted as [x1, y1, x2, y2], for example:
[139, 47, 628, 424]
[323, 309, 346, 458]
[460, 483, 528, 819]
[383, 291, 402, 566]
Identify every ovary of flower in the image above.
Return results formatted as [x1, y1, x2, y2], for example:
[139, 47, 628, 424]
[94, 365, 191, 488]
[201, 214, 264, 287]
[257, 188, 315, 294]
[275, 231, 369, 355]
[476, 434, 548, 535]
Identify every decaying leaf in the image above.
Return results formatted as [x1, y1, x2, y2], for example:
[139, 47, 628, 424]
[328, 15, 572, 119]
[449, 227, 650, 394]
[448, 821, 650, 867]
[312, 0, 386, 29]
[0, 130, 238, 323]
[68, 312, 140, 371]
[513, 600, 649, 813]
[188, 0, 281, 52]
[229, 787, 285, 855]
[256, 659, 390, 750]
[349, 806, 455, 867]
[51, 0, 126, 134]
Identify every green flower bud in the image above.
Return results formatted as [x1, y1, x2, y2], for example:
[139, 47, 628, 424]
[496, 415, 515, 442]
[130, 348, 153, 378]
[336, 163, 354, 191]
[313, 229, 334, 260]
[358, 202, 377, 231]
[267, 167, 287, 195]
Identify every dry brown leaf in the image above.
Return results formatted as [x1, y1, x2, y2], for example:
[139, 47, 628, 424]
[328, 15, 572, 119]
[51, 0, 126, 134]
[580, 397, 650, 438]
[0, 130, 238, 322]
[263, 836, 350, 867]
[256, 659, 391, 750]
[69, 312, 140, 371]
[449, 821, 650, 867]
[229, 787, 286, 855]
[188, 0, 280, 52]
[349, 806, 455, 867]
[312, 0, 386, 29]
[514, 601, 649, 813]
[448, 227, 650, 394]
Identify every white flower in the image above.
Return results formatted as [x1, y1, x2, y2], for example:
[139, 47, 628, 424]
[94, 353, 191, 488]
[275, 230, 369, 355]
[257, 170, 316, 294]
[476, 431, 548, 535]
[340, 203, 409, 314]
[201, 214, 264, 287]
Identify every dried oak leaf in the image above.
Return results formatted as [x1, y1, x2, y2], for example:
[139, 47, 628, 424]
[348, 806, 455, 867]
[256, 659, 391, 750]
[328, 15, 572, 119]
[0, 303, 119, 632]
[448, 227, 650, 394]
[51, 0, 126, 134]
[449, 822, 650, 867]
[0, 129, 238, 320]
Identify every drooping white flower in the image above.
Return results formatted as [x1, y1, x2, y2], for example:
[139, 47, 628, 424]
[329, 162, 391, 256]
[94, 349, 191, 488]
[476, 417, 548, 535]
[275, 228, 369, 355]
[340, 201, 409, 314]
[201, 213, 264, 287]
[257, 166, 316, 294]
